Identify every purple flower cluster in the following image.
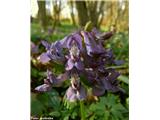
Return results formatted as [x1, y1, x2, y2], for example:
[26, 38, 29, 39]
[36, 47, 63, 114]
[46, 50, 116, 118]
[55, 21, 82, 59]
[35, 28, 122, 102]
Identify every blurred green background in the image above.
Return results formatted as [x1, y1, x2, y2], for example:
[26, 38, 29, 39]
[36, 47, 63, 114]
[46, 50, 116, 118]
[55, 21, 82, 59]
[31, 0, 129, 120]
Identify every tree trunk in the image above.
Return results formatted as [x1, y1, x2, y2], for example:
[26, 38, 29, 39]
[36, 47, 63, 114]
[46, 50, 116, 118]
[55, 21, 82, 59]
[97, 1, 105, 27]
[69, 1, 76, 25]
[75, 1, 89, 27]
[87, 1, 98, 27]
[37, 1, 47, 31]
[52, 0, 61, 30]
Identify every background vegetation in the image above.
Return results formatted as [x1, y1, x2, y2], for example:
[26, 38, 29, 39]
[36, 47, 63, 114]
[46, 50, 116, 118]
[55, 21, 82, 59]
[31, 0, 129, 120]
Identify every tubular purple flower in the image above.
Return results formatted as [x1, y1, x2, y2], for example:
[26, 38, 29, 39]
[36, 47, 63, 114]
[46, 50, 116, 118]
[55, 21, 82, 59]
[66, 84, 87, 102]
[46, 69, 57, 84]
[65, 86, 77, 102]
[96, 31, 113, 40]
[39, 40, 65, 63]
[81, 31, 105, 56]
[41, 40, 50, 50]
[91, 27, 114, 40]
[35, 70, 69, 92]
[60, 32, 83, 50]
[99, 68, 120, 92]
[35, 84, 52, 92]
[66, 58, 74, 70]
[92, 84, 105, 96]
[46, 69, 69, 86]
[75, 59, 84, 70]
[71, 33, 83, 50]
[38, 52, 51, 64]
[66, 57, 84, 71]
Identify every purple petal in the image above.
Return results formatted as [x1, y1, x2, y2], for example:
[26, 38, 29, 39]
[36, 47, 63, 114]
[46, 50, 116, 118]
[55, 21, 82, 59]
[67, 38, 74, 48]
[77, 85, 87, 100]
[91, 28, 101, 36]
[66, 58, 74, 70]
[66, 87, 77, 102]
[87, 32, 96, 44]
[75, 60, 84, 70]
[35, 84, 51, 92]
[46, 70, 66, 86]
[106, 49, 113, 58]
[38, 53, 51, 64]
[88, 32, 105, 53]
[72, 33, 83, 50]
[48, 44, 65, 62]
[81, 31, 94, 56]
[96, 31, 113, 40]
[59, 35, 72, 48]
[92, 85, 105, 96]
[51, 41, 62, 52]
[100, 70, 121, 92]
[82, 31, 104, 56]
[47, 70, 57, 84]
[92, 28, 113, 40]
[65, 36, 73, 49]
[54, 41, 62, 51]
[46, 46, 65, 63]
[44, 79, 50, 85]
[41, 40, 50, 50]
[101, 78, 113, 90]
[57, 72, 69, 82]
[107, 69, 120, 81]
[103, 80, 120, 92]
[110, 86, 120, 92]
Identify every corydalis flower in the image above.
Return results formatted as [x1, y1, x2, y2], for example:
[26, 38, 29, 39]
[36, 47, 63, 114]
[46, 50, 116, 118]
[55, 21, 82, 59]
[87, 68, 121, 96]
[65, 73, 86, 101]
[66, 85, 86, 102]
[35, 69, 69, 92]
[38, 40, 65, 64]
[35, 27, 123, 102]
[66, 40, 84, 71]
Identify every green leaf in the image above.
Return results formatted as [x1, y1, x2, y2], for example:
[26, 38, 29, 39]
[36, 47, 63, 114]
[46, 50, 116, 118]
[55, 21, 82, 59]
[118, 75, 129, 84]
[111, 109, 123, 120]
[63, 116, 69, 120]
[112, 103, 127, 112]
[63, 97, 79, 111]
[31, 95, 46, 115]
[96, 102, 106, 111]
[49, 111, 60, 117]
[47, 89, 61, 110]
[71, 111, 78, 119]
[99, 96, 108, 106]
[105, 94, 118, 107]
[36, 93, 49, 107]
[89, 103, 97, 111]
[31, 68, 38, 77]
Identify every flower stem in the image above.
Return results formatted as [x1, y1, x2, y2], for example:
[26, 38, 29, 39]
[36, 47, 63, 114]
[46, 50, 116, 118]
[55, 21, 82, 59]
[80, 100, 85, 120]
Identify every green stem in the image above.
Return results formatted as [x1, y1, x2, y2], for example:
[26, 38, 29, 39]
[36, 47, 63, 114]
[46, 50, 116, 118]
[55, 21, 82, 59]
[107, 65, 127, 69]
[80, 100, 85, 120]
